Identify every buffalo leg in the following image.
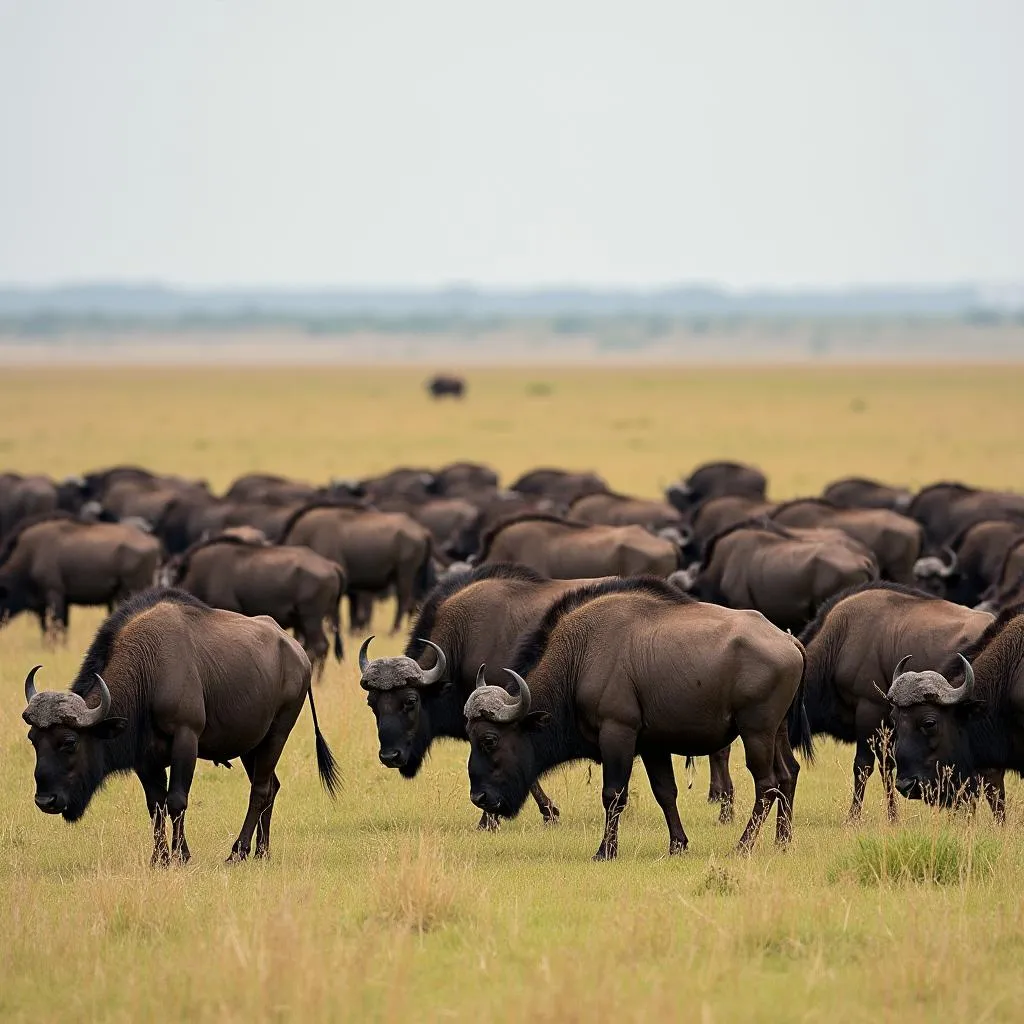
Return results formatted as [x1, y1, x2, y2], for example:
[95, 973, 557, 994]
[391, 568, 416, 634]
[166, 727, 199, 863]
[736, 732, 779, 852]
[477, 811, 500, 831]
[640, 749, 688, 854]
[530, 781, 560, 824]
[873, 727, 900, 823]
[137, 760, 170, 867]
[595, 722, 637, 861]
[239, 752, 282, 858]
[229, 717, 296, 861]
[298, 615, 329, 681]
[708, 745, 734, 824]
[982, 769, 1006, 823]
[772, 723, 799, 846]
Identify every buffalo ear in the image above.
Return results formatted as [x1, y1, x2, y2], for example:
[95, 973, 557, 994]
[959, 699, 987, 719]
[522, 711, 551, 732]
[90, 717, 128, 739]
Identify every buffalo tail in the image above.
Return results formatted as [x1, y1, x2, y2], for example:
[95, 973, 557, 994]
[786, 643, 816, 764]
[307, 684, 341, 797]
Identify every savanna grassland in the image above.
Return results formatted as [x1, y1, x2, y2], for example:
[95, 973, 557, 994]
[3, 363, 1024, 1023]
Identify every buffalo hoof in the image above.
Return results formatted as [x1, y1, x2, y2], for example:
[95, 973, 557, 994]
[668, 839, 688, 855]
[592, 847, 617, 862]
[541, 805, 561, 825]
[151, 847, 171, 869]
[476, 813, 500, 832]
[717, 804, 734, 825]
[227, 848, 249, 864]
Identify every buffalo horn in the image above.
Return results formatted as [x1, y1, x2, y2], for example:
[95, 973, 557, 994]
[24, 664, 42, 703]
[416, 639, 447, 685]
[475, 663, 488, 688]
[941, 546, 958, 576]
[358, 635, 375, 675]
[943, 653, 976, 704]
[502, 669, 532, 718]
[891, 654, 913, 686]
[79, 674, 112, 727]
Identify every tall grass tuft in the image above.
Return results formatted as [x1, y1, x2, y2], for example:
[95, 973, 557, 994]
[368, 832, 465, 934]
[831, 830, 999, 887]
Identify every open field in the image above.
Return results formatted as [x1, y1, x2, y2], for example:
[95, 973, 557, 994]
[2, 364, 1024, 1022]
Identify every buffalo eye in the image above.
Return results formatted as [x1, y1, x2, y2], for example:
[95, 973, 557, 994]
[479, 733, 498, 753]
[920, 718, 938, 736]
[403, 694, 419, 712]
[60, 735, 78, 753]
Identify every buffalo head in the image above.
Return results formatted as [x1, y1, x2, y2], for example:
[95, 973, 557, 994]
[911, 547, 958, 596]
[887, 654, 982, 805]
[359, 635, 448, 775]
[464, 666, 551, 818]
[22, 666, 127, 822]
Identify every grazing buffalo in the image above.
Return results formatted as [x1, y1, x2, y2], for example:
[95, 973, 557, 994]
[798, 582, 993, 821]
[165, 533, 346, 673]
[510, 468, 609, 508]
[22, 589, 338, 863]
[281, 502, 434, 633]
[770, 498, 923, 583]
[432, 461, 499, 498]
[377, 497, 483, 560]
[0, 512, 161, 637]
[567, 490, 686, 533]
[360, 468, 438, 505]
[908, 482, 1024, 547]
[427, 375, 466, 399]
[476, 513, 679, 579]
[888, 608, 1024, 817]
[913, 519, 1022, 606]
[665, 460, 767, 513]
[821, 477, 913, 511]
[976, 536, 1024, 612]
[0, 473, 60, 538]
[673, 519, 878, 633]
[223, 473, 320, 506]
[464, 577, 810, 857]
[359, 564, 601, 828]
[687, 495, 776, 555]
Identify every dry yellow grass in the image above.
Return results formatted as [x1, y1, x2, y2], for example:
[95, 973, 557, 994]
[2, 363, 1024, 1023]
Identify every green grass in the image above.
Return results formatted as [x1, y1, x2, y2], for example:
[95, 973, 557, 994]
[2, 363, 1024, 1022]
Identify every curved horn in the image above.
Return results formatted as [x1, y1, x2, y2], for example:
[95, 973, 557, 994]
[891, 654, 913, 686]
[24, 664, 42, 704]
[78, 673, 111, 727]
[943, 653, 976, 704]
[358, 635, 375, 675]
[502, 669, 532, 718]
[475, 663, 488, 689]
[941, 546, 958, 577]
[416, 639, 447, 686]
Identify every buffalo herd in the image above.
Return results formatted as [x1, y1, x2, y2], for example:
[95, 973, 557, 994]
[7, 459, 1024, 862]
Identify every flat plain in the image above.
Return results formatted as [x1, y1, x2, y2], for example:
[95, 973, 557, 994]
[2, 363, 1024, 1023]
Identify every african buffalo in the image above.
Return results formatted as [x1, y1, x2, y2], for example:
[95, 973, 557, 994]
[888, 608, 1024, 817]
[821, 477, 913, 511]
[358, 564, 607, 828]
[665, 460, 767, 513]
[427, 374, 466, 399]
[798, 582, 993, 821]
[976, 536, 1024, 612]
[165, 533, 346, 673]
[908, 482, 1024, 547]
[0, 473, 60, 538]
[359, 468, 438, 505]
[22, 589, 338, 863]
[476, 513, 679, 579]
[673, 519, 878, 633]
[0, 512, 161, 637]
[464, 576, 810, 857]
[913, 519, 1022, 606]
[223, 473, 320, 506]
[687, 495, 777, 554]
[510, 468, 609, 507]
[770, 498, 923, 583]
[567, 490, 686, 533]
[281, 502, 434, 633]
[432, 461, 499, 498]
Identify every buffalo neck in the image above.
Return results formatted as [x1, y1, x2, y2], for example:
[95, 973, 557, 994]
[524, 659, 595, 777]
[964, 700, 1019, 774]
[425, 685, 470, 741]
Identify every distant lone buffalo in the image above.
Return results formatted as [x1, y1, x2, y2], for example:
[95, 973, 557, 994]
[427, 375, 466, 399]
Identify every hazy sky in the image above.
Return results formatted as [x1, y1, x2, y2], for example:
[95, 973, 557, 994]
[0, 1, 1020, 289]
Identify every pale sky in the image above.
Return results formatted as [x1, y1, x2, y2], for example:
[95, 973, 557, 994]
[0, 0, 1020, 289]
